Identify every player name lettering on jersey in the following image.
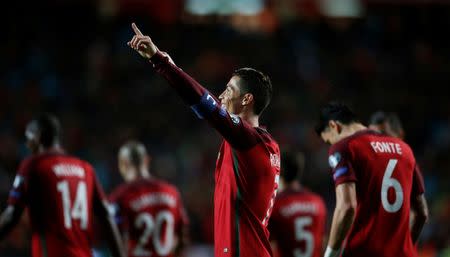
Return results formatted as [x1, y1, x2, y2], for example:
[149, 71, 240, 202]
[281, 202, 318, 217]
[270, 153, 281, 168]
[52, 164, 85, 178]
[130, 193, 176, 211]
[370, 141, 403, 155]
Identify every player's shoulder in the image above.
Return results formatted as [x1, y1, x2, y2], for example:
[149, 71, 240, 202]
[152, 178, 181, 195]
[18, 155, 38, 168]
[109, 183, 130, 201]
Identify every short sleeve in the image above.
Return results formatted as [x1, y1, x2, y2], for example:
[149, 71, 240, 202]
[108, 187, 128, 232]
[7, 157, 34, 208]
[411, 164, 425, 196]
[328, 142, 357, 186]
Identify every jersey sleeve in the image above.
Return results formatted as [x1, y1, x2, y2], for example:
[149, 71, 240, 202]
[108, 188, 128, 233]
[7, 157, 34, 208]
[150, 52, 260, 150]
[328, 141, 357, 186]
[411, 164, 425, 196]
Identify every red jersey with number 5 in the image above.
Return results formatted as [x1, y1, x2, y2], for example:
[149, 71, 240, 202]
[268, 188, 327, 257]
[109, 179, 188, 257]
[7, 150, 106, 257]
[328, 130, 425, 257]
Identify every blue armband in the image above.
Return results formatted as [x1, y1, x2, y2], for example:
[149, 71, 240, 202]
[190, 93, 218, 119]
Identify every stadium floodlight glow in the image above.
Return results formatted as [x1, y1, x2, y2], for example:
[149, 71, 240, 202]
[185, 0, 264, 16]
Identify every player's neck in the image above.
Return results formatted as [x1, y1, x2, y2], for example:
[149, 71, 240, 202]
[341, 123, 367, 138]
[286, 181, 302, 191]
[39, 144, 63, 154]
[239, 112, 259, 127]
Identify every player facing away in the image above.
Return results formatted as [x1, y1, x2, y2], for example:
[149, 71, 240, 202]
[109, 141, 189, 257]
[315, 102, 429, 257]
[368, 111, 405, 139]
[0, 114, 125, 257]
[268, 152, 327, 257]
[368, 110, 429, 241]
[127, 23, 281, 257]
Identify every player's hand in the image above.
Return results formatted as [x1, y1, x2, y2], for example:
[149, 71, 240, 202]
[127, 23, 158, 59]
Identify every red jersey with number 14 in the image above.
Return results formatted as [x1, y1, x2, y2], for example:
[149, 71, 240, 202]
[328, 130, 425, 257]
[269, 188, 327, 257]
[8, 150, 106, 257]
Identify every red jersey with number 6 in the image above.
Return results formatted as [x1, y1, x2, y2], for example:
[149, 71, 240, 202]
[268, 188, 327, 257]
[328, 130, 425, 257]
[7, 150, 106, 257]
[109, 179, 188, 257]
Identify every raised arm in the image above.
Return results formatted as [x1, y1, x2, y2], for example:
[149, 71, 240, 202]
[127, 23, 259, 150]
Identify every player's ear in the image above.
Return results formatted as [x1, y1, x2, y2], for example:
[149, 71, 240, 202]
[144, 155, 151, 168]
[328, 120, 337, 131]
[241, 93, 254, 106]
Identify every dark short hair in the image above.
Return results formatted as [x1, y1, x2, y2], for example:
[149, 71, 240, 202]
[369, 111, 403, 136]
[315, 102, 358, 135]
[281, 151, 304, 183]
[34, 113, 61, 147]
[232, 68, 272, 115]
[119, 141, 147, 169]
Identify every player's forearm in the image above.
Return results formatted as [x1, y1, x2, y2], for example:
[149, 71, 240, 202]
[410, 214, 427, 243]
[410, 194, 429, 243]
[104, 215, 126, 257]
[327, 204, 355, 249]
[150, 52, 207, 105]
[0, 206, 22, 240]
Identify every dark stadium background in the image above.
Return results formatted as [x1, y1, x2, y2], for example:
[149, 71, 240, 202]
[1, 0, 449, 256]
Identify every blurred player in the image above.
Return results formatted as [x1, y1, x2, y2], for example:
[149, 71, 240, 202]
[368, 111, 405, 139]
[109, 141, 188, 257]
[269, 151, 327, 257]
[369, 110, 428, 234]
[315, 102, 429, 257]
[128, 23, 280, 257]
[0, 114, 125, 257]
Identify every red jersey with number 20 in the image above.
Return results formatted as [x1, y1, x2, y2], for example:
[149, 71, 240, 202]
[328, 130, 425, 257]
[109, 179, 188, 257]
[269, 188, 327, 257]
[8, 150, 106, 257]
[150, 52, 281, 257]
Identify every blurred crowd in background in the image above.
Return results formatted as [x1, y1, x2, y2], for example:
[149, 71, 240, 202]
[1, 0, 449, 256]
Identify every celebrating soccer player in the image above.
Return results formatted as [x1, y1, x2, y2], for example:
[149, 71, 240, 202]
[127, 23, 281, 257]
[315, 102, 429, 257]
[109, 141, 189, 257]
[268, 151, 327, 257]
[0, 114, 125, 257]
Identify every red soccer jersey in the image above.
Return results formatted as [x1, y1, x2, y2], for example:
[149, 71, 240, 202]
[109, 179, 188, 257]
[268, 188, 327, 257]
[328, 130, 425, 257]
[7, 150, 106, 257]
[150, 52, 281, 257]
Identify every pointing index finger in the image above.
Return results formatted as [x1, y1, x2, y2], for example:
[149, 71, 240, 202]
[132, 23, 143, 36]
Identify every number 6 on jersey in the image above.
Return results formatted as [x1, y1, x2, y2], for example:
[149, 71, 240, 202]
[381, 159, 404, 213]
